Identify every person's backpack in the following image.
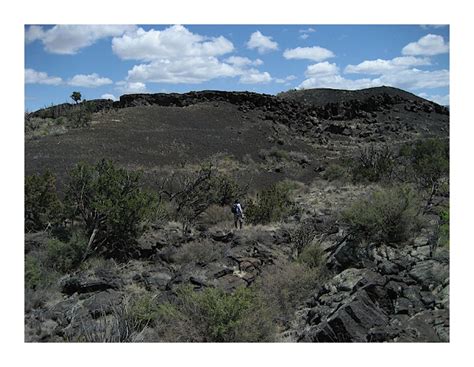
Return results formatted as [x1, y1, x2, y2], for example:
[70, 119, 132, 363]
[231, 203, 238, 214]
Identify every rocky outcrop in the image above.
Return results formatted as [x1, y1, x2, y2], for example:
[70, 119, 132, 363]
[296, 236, 449, 342]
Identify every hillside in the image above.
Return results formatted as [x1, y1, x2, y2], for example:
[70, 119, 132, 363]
[26, 87, 449, 189]
[25, 87, 450, 343]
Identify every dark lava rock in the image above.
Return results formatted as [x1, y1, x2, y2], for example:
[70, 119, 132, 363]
[61, 273, 123, 295]
[300, 289, 389, 342]
[82, 290, 123, 318]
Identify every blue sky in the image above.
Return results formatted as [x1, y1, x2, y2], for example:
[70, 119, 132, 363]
[25, 24, 449, 111]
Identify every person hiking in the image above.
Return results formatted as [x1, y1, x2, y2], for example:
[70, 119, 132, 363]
[232, 199, 244, 229]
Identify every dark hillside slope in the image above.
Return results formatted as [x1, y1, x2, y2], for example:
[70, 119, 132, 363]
[279, 86, 431, 107]
[25, 87, 449, 190]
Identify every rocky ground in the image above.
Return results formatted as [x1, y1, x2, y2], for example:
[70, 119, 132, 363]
[24, 87, 449, 342]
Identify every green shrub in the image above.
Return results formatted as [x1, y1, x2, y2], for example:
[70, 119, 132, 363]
[399, 138, 449, 198]
[46, 233, 88, 273]
[66, 103, 92, 128]
[298, 242, 324, 269]
[157, 286, 275, 342]
[351, 144, 394, 183]
[127, 293, 160, 329]
[25, 255, 56, 290]
[245, 182, 296, 225]
[65, 159, 158, 259]
[254, 262, 320, 324]
[342, 185, 421, 244]
[25, 171, 62, 232]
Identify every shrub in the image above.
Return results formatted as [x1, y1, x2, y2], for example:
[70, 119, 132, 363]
[160, 165, 246, 230]
[65, 159, 158, 259]
[66, 104, 92, 128]
[298, 242, 324, 269]
[324, 163, 350, 182]
[341, 185, 421, 244]
[73, 304, 146, 342]
[254, 262, 320, 324]
[438, 207, 449, 248]
[351, 144, 395, 183]
[157, 285, 275, 342]
[209, 173, 244, 206]
[25, 171, 62, 232]
[245, 182, 296, 225]
[289, 218, 319, 257]
[127, 292, 160, 329]
[25, 255, 56, 290]
[399, 138, 449, 202]
[45, 233, 88, 273]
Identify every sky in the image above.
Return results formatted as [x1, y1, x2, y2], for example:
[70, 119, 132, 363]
[24, 24, 449, 111]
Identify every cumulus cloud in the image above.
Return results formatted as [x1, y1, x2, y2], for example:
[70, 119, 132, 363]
[116, 81, 147, 94]
[345, 56, 431, 74]
[25, 25, 136, 54]
[305, 62, 340, 77]
[25, 68, 62, 85]
[246, 31, 279, 54]
[299, 75, 379, 90]
[283, 46, 335, 62]
[112, 25, 234, 61]
[224, 56, 263, 67]
[275, 75, 297, 84]
[239, 69, 272, 84]
[68, 73, 113, 88]
[113, 26, 273, 86]
[101, 93, 118, 101]
[402, 34, 449, 56]
[127, 57, 239, 84]
[377, 68, 449, 89]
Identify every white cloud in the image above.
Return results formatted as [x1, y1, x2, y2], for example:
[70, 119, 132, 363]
[224, 56, 263, 67]
[25, 68, 62, 85]
[402, 34, 449, 56]
[377, 68, 449, 89]
[345, 56, 431, 74]
[116, 81, 147, 94]
[299, 75, 379, 90]
[246, 31, 279, 54]
[239, 69, 272, 84]
[127, 57, 240, 84]
[299, 34, 309, 40]
[112, 25, 234, 61]
[299, 27, 316, 33]
[305, 62, 340, 77]
[101, 93, 118, 101]
[275, 75, 297, 84]
[283, 46, 335, 62]
[418, 93, 450, 106]
[68, 73, 113, 88]
[25, 25, 136, 54]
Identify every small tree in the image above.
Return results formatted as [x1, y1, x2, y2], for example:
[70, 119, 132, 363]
[25, 171, 62, 232]
[399, 138, 449, 206]
[70, 91, 82, 104]
[65, 159, 157, 259]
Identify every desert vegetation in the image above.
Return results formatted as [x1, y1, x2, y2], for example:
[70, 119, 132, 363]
[25, 88, 449, 343]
